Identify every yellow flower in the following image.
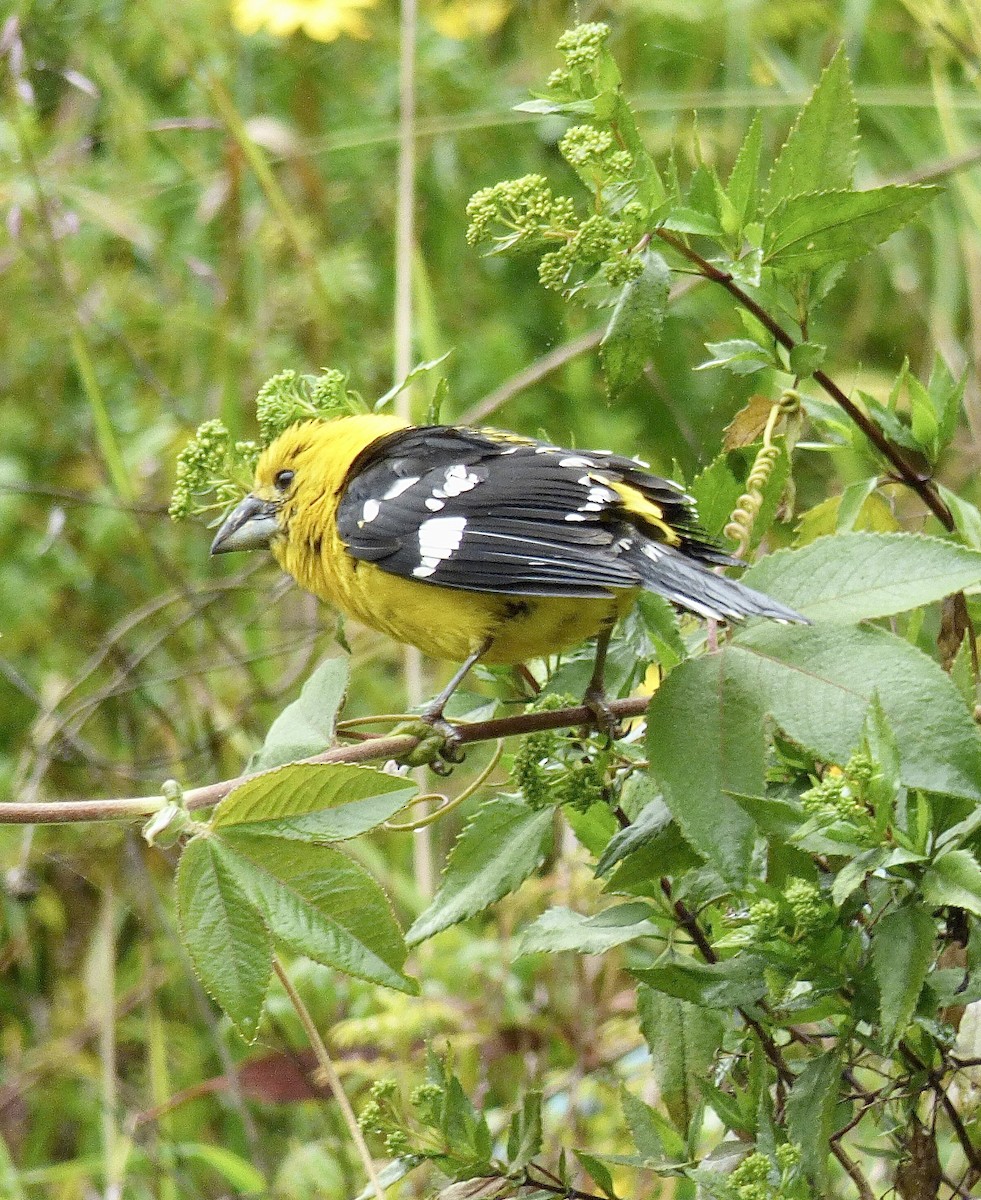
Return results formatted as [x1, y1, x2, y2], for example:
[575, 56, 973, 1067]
[428, 0, 510, 39]
[232, 0, 379, 42]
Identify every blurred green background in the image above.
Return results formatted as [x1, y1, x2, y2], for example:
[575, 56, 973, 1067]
[2, 0, 980, 1194]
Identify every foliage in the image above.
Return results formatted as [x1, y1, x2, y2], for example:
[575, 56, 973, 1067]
[6, 4, 981, 1200]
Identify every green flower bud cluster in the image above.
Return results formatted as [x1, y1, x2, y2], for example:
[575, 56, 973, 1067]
[466, 175, 577, 250]
[510, 694, 612, 810]
[800, 752, 882, 834]
[747, 898, 780, 935]
[170, 369, 362, 523]
[169, 419, 246, 521]
[409, 1082, 444, 1124]
[784, 879, 827, 936]
[555, 22, 610, 70]
[723, 1145, 807, 1200]
[255, 368, 357, 444]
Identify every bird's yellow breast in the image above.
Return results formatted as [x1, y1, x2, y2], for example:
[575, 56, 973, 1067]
[260, 414, 633, 663]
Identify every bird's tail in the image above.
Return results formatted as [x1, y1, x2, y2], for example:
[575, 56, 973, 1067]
[628, 541, 808, 624]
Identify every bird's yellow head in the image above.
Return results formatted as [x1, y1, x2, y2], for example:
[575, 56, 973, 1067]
[209, 414, 408, 559]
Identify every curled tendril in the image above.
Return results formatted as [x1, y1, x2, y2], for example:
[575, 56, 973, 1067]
[724, 389, 801, 557]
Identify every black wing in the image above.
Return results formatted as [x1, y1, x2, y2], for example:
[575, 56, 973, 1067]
[334, 426, 705, 598]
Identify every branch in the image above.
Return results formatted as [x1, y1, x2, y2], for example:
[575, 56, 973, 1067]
[0, 696, 651, 825]
[652, 228, 955, 531]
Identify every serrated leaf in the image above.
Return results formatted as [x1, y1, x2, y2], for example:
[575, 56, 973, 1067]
[595, 797, 672, 877]
[506, 1092, 542, 1171]
[723, 394, 775, 450]
[518, 902, 659, 955]
[691, 440, 790, 545]
[726, 112, 763, 228]
[637, 987, 725, 1134]
[573, 1151, 618, 1199]
[695, 338, 774, 375]
[733, 624, 981, 802]
[219, 835, 415, 992]
[646, 653, 764, 882]
[176, 836, 271, 1040]
[633, 954, 768, 1008]
[785, 1051, 840, 1188]
[923, 849, 981, 916]
[788, 340, 826, 376]
[766, 47, 857, 207]
[873, 905, 936, 1047]
[213, 763, 416, 841]
[249, 657, 349, 771]
[741, 532, 981, 623]
[407, 798, 554, 944]
[600, 249, 671, 397]
[657, 207, 724, 237]
[765, 186, 938, 271]
[620, 1087, 666, 1163]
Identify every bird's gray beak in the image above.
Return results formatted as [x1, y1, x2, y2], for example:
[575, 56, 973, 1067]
[210, 495, 280, 555]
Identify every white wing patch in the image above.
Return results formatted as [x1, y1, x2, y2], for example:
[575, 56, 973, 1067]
[413, 515, 468, 578]
[381, 476, 420, 500]
[431, 464, 482, 500]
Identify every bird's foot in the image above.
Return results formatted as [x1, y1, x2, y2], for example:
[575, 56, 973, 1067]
[582, 685, 624, 744]
[394, 713, 466, 774]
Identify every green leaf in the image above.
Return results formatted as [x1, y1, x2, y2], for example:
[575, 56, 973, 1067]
[637, 988, 725, 1134]
[690, 442, 789, 543]
[725, 112, 763, 228]
[646, 653, 764, 882]
[740, 533, 981, 623]
[939, 485, 981, 549]
[407, 797, 554, 944]
[600, 249, 671, 397]
[695, 338, 774, 376]
[220, 835, 415, 992]
[785, 1052, 840, 1188]
[175, 836, 271, 1041]
[873, 905, 936, 1047]
[595, 798, 672, 877]
[619, 1087, 666, 1163]
[657, 207, 724, 237]
[506, 1092, 543, 1171]
[733, 624, 981, 802]
[635, 592, 686, 671]
[573, 1151, 618, 1199]
[352, 1158, 425, 1200]
[765, 186, 938, 271]
[518, 902, 659, 955]
[634, 954, 768, 1008]
[249, 657, 349, 771]
[175, 1142, 267, 1193]
[766, 46, 857, 208]
[213, 763, 416, 841]
[788, 341, 826, 377]
[923, 849, 981, 916]
[835, 478, 882, 532]
[0, 1134, 25, 1200]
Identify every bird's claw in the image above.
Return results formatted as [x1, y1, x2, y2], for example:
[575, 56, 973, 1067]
[583, 687, 624, 744]
[394, 716, 466, 772]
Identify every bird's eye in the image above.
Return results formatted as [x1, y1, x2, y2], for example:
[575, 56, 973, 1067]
[274, 469, 295, 491]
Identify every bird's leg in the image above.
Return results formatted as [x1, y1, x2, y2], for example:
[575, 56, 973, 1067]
[416, 639, 492, 764]
[582, 620, 622, 741]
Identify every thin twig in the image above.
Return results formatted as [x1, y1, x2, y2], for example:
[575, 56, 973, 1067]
[652, 228, 955, 530]
[272, 957, 384, 1200]
[0, 696, 651, 823]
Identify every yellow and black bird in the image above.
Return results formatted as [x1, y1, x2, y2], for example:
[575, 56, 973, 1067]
[210, 414, 805, 735]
